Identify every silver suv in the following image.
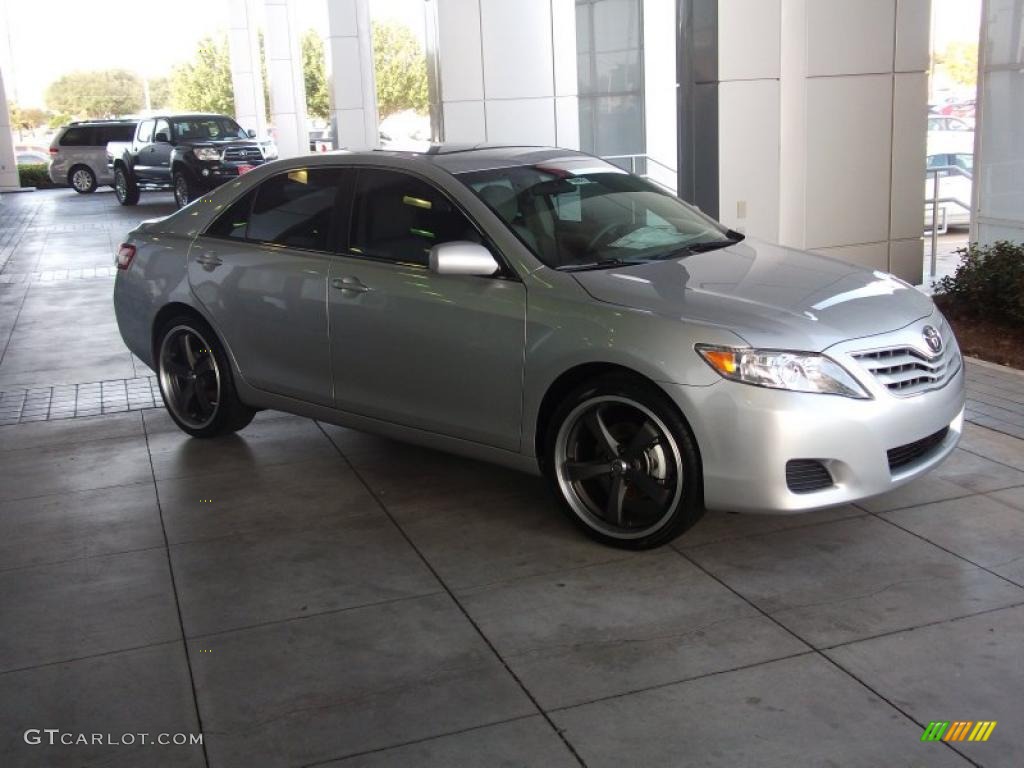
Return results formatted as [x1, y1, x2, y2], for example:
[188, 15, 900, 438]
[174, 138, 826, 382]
[48, 120, 137, 194]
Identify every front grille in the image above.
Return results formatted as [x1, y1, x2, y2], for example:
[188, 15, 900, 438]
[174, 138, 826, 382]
[222, 146, 263, 163]
[786, 460, 834, 493]
[887, 427, 949, 471]
[852, 327, 960, 397]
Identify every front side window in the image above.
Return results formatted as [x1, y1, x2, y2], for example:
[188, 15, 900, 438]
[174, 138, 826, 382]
[349, 169, 481, 266]
[459, 163, 731, 270]
[153, 119, 171, 142]
[171, 117, 247, 141]
[137, 120, 154, 143]
[247, 168, 342, 252]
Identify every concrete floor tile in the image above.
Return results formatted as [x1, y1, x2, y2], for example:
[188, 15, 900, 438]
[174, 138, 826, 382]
[827, 604, 1024, 767]
[0, 642, 203, 768]
[144, 410, 338, 481]
[322, 716, 578, 768]
[190, 594, 535, 767]
[172, 514, 440, 636]
[930, 447, 1024, 492]
[960, 424, 1024, 472]
[459, 551, 808, 710]
[0, 483, 163, 570]
[676, 505, 865, 548]
[856, 474, 980, 513]
[551, 654, 970, 768]
[0, 549, 180, 672]
[882, 494, 1024, 586]
[990, 484, 1024, 512]
[0, 362, 138, 390]
[156, 458, 375, 544]
[686, 516, 1024, 647]
[0, 410, 143, 452]
[0, 435, 152, 502]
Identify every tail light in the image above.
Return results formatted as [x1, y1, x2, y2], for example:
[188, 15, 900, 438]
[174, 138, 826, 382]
[49, 147, 59, 156]
[115, 243, 136, 270]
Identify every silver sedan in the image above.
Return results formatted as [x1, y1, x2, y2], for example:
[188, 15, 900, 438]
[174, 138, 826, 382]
[113, 146, 965, 548]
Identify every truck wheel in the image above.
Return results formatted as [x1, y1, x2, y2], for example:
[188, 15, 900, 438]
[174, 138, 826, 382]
[68, 165, 97, 194]
[114, 167, 139, 206]
[173, 171, 196, 209]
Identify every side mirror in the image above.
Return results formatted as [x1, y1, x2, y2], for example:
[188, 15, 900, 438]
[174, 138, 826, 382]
[153, 131, 170, 143]
[247, 128, 256, 138]
[429, 241, 500, 276]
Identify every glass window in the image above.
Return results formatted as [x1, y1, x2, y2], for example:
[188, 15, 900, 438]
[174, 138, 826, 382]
[137, 120, 154, 143]
[171, 116, 247, 141]
[153, 119, 171, 142]
[952, 154, 974, 174]
[247, 168, 342, 252]
[461, 162, 729, 270]
[96, 124, 137, 143]
[205, 190, 255, 240]
[350, 169, 481, 265]
[59, 126, 94, 146]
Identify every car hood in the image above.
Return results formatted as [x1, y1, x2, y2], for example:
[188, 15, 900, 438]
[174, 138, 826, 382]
[570, 238, 935, 350]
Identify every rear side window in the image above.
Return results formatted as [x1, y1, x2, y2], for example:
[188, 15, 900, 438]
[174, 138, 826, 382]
[59, 127, 94, 146]
[206, 190, 256, 240]
[350, 169, 480, 265]
[246, 168, 343, 252]
[97, 124, 137, 143]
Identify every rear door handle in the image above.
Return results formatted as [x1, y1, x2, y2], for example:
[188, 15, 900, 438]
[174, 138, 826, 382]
[195, 253, 222, 271]
[331, 276, 371, 294]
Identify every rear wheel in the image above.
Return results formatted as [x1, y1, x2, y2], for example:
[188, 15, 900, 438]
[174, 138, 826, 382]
[544, 373, 704, 549]
[68, 165, 97, 194]
[156, 315, 254, 438]
[114, 166, 139, 206]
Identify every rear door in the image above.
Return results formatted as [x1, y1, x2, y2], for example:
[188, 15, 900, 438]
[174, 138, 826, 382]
[188, 166, 345, 405]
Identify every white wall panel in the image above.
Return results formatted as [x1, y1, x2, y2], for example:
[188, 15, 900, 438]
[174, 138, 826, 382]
[443, 100, 486, 142]
[480, 0, 554, 99]
[718, 79, 781, 241]
[552, 0, 578, 96]
[806, 0, 896, 76]
[437, 0, 484, 102]
[983, 0, 1024, 67]
[889, 238, 923, 284]
[644, 0, 678, 185]
[895, 0, 931, 72]
[804, 75, 893, 249]
[890, 72, 928, 240]
[718, 0, 781, 81]
[485, 99, 557, 144]
[555, 95, 580, 149]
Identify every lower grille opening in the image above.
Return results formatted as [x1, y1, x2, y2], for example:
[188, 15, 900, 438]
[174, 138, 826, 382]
[887, 427, 950, 471]
[786, 460, 834, 493]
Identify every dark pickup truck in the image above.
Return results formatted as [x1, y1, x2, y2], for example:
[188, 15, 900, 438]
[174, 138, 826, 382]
[107, 113, 278, 208]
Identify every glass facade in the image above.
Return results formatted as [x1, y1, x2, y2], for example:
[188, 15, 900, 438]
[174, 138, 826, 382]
[575, 0, 646, 165]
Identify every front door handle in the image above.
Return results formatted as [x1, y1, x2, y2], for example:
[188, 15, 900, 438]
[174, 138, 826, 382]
[331, 276, 371, 294]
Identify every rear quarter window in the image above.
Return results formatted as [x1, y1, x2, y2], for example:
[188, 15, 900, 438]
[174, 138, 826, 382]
[59, 127, 95, 146]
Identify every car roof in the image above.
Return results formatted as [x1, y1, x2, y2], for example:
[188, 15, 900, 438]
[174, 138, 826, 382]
[325, 143, 596, 174]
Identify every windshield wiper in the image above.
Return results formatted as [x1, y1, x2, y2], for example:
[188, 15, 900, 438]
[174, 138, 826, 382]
[558, 258, 648, 272]
[658, 230, 746, 259]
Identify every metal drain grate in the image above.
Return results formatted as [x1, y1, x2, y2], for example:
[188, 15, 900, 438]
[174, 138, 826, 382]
[0, 376, 160, 425]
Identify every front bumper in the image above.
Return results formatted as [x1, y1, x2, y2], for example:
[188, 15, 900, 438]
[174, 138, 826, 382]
[670, 357, 965, 514]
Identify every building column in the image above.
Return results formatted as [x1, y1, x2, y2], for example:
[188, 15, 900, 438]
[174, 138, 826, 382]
[324, 0, 379, 150]
[263, 0, 308, 158]
[0, 66, 19, 191]
[434, 0, 578, 148]
[228, 0, 268, 137]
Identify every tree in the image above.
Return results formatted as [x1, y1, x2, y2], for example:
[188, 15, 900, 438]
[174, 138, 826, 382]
[170, 36, 235, 114]
[148, 76, 172, 110]
[302, 30, 329, 120]
[933, 41, 979, 88]
[372, 20, 428, 118]
[44, 69, 144, 118]
[8, 103, 49, 131]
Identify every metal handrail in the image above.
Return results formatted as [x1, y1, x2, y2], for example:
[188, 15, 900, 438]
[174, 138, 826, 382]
[924, 166, 973, 278]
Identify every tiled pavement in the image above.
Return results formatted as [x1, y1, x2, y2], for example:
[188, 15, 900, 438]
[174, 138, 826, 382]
[1, 189, 1023, 767]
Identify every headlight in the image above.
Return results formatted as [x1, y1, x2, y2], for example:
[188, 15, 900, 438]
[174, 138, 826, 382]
[261, 143, 278, 160]
[696, 344, 870, 399]
[192, 147, 222, 161]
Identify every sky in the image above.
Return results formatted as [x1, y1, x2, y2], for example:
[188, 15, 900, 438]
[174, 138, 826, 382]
[1, 0, 981, 109]
[0, 0, 426, 108]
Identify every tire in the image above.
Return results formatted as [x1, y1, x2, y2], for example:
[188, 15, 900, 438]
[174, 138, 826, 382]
[68, 165, 97, 194]
[173, 170, 195, 209]
[543, 373, 704, 549]
[155, 314, 255, 438]
[114, 166, 139, 206]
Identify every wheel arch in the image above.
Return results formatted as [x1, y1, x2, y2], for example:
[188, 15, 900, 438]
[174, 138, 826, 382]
[151, 302, 233, 373]
[66, 163, 94, 183]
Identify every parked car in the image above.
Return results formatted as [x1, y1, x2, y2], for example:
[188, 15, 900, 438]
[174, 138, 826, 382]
[48, 119, 138, 193]
[107, 113, 278, 208]
[925, 133, 974, 231]
[17, 150, 49, 165]
[937, 99, 975, 118]
[927, 115, 974, 132]
[113, 146, 964, 549]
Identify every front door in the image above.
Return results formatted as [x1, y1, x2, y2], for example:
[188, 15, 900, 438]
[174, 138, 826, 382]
[149, 118, 173, 182]
[328, 168, 526, 451]
[188, 166, 345, 405]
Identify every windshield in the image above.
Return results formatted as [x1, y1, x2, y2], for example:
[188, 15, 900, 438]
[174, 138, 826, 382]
[458, 163, 733, 269]
[172, 117, 248, 142]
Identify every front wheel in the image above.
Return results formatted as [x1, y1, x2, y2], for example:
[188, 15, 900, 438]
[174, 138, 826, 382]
[156, 315, 255, 438]
[544, 374, 704, 549]
[114, 167, 139, 206]
[173, 171, 196, 209]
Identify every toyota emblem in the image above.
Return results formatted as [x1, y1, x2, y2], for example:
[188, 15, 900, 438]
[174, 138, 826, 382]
[923, 325, 942, 355]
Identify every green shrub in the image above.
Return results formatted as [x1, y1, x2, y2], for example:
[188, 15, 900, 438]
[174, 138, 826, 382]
[935, 241, 1024, 325]
[17, 163, 57, 189]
